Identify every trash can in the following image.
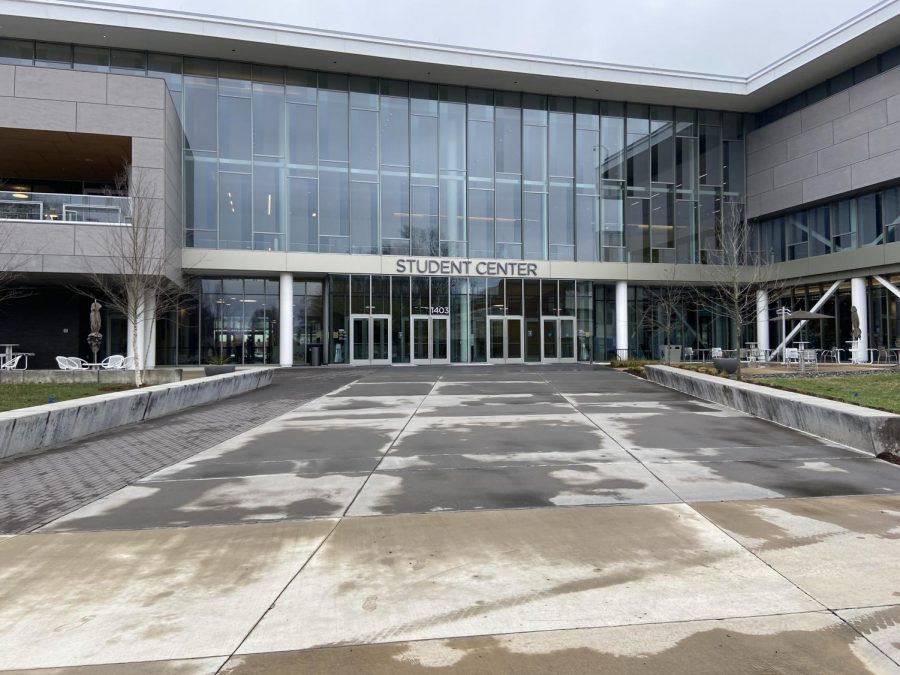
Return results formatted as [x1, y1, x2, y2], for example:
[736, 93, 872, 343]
[661, 345, 683, 363]
[308, 344, 322, 367]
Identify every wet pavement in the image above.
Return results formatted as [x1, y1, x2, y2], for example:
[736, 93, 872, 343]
[1, 365, 899, 673]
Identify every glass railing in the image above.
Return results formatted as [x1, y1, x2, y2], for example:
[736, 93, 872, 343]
[0, 191, 130, 224]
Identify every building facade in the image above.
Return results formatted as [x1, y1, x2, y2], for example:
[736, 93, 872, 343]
[0, 2, 899, 368]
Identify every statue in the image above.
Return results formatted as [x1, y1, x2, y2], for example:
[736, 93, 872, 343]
[90, 299, 102, 334]
[87, 299, 103, 367]
[850, 305, 862, 340]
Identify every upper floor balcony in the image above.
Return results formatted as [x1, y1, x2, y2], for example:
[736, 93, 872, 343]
[0, 190, 130, 225]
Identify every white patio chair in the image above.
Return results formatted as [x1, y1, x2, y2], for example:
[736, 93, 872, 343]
[120, 356, 135, 370]
[710, 347, 723, 359]
[101, 355, 125, 369]
[0, 354, 22, 370]
[56, 356, 74, 370]
[68, 357, 90, 370]
[683, 347, 694, 361]
[785, 348, 800, 365]
[801, 349, 818, 371]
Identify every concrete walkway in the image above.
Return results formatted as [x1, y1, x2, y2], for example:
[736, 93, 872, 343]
[1, 366, 899, 673]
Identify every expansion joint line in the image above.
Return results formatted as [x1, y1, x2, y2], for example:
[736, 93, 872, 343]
[340, 371, 442, 517]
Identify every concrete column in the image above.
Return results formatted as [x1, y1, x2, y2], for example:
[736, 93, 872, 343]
[143, 292, 156, 368]
[756, 290, 769, 352]
[615, 281, 628, 360]
[279, 272, 294, 367]
[851, 277, 869, 363]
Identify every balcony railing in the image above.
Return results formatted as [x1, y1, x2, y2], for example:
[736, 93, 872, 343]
[0, 191, 130, 225]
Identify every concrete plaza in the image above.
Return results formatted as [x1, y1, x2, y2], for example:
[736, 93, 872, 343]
[1, 366, 899, 673]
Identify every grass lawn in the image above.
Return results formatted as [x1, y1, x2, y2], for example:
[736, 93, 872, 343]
[748, 373, 900, 415]
[0, 384, 134, 412]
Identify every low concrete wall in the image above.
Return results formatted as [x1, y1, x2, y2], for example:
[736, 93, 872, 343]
[645, 365, 900, 457]
[0, 369, 182, 385]
[0, 369, 272, 460]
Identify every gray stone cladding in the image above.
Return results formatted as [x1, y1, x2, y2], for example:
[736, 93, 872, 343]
[747, 66, 900, 219]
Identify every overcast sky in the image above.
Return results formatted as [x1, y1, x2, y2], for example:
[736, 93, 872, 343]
[112, 0, 881, 76]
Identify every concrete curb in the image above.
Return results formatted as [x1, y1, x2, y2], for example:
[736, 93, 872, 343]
[0, 369, 273, 460]
[644, 365, 900, 457]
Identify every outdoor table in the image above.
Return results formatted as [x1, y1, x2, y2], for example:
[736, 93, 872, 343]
[794, 341, 810, 350]
[11, 352, 34, 369]
[0, 344, 18, 361]
[697, 348, 710, 361]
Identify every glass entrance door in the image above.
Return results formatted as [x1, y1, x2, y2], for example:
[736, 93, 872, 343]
[542, 318, 576, 363]
[488, 317, 524, 363]
[488, 318, 505, 363]
[412, 315, 450, 364]
[350, 314, 391, 365]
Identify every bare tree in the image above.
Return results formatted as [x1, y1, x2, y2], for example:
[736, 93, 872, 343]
[693, 201, 782, 379]
[0, 226, 35, 306]
[78, 165, 182, 386]
[638, 266, 691, 365]
[0, 180, 41, 306]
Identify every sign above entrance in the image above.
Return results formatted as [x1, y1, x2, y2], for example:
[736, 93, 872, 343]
[394, 257, 538, 278]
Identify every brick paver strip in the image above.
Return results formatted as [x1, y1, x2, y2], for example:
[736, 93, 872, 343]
[0, 368, 369, 534]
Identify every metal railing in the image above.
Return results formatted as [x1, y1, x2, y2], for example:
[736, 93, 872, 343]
[0, 191, 130, 224]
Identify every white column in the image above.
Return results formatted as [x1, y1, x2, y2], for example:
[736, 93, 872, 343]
[279, 272, 294, 367]
[756, 290, 769, 352]
[143, 292, 156, 368]
[851, 277, 869, 363]
[615, 281, 628, 360]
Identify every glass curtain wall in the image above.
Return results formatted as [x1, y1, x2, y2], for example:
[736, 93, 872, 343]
[754, 184, 899, 261]
[327, 275, 593, 364]
[0, 40, 750, 264]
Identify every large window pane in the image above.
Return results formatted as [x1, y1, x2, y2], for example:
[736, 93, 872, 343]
[549, 178, 574, 260]
[219, 172, 251, 249]
[439, 101, 466, 171]
[288, 103, 318, 177]
[468, 189, 494, 258]
[319, 89, 348, 162]
[468, 119, 494, 186]
[351, 181, 378, 254]
[288, 177, 318, 252]
[411, 185, 440, 256]
[626, 197, 650, 262]
[440, 171, 466, 249]
[184, 76, 217, 151]
[185, 152, 217, 242]
[496, 175, 522, 259]
[381, 171, 410, 253]
[350, 108, 379, 179]
[318, 163, 349, 252]
[411, 114, 439, 186]
[576, 193, 598, 261]
[381, 96, 409, 167]
[218, 96, 251, 161]
[252, 82, 285, 157]
[252, 162, 284, 249]
[495, 107, 521, 174]
[524, 192, 547, 260]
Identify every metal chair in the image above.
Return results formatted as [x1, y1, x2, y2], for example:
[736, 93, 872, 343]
[785, 348, 800, 365]
[67, 357, 90, 370]
[711, 347, 723, 359]
[801, 349, 819, 371]
[877, 345, 892, 364]
[56, 356, 74, 370]
[101, 355, 125, 370]
[120, 356, 135, 370]
[683, 347, 694, 361]
[0, 354, 22, 370]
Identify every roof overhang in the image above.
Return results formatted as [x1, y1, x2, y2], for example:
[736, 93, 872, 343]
[2, 0, 900, 112]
